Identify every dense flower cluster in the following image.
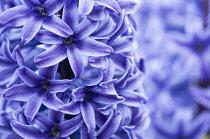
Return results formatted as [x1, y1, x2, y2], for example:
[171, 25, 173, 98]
[0, 0, 149, 138]
[137, 0, 210, 139]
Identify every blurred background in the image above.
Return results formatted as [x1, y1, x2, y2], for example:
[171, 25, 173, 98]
[136, 0, 210, 138]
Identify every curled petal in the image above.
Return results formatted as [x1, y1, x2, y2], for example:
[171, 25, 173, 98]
[11, 120, 44, 139]
[3, 83, 38, 101]
[94, 0, 121, 14]
[118, 1, 138, 14]
[110, 37, 133, 53]
[43, 15, 73, 37]
[38, 64, 58, 79]
[83, 69, 104, 86]
[97, 110, 122, 139]
[13, 45, 24, 67]
[20, 0, 39, 7]
[89, 57, 106, 68]
[34, 44, 67, 68]
[44, 0, 65, 16]
[59, 101, 80, 115]
[36, 30, 63, 44]
[6, 69, 20, 88]
[17, 66, 43, 87]
[118, 90, 148, 107]
[48, 109, 65, 124]
[0, 57, 15, 69]
[88, 5, 105, 21]
[71, 87, 86, 102]
[31, 113, 54, 133]
[106, 9, 125, 37]
[76, 38, 113, 56]
[88, 91, 124, 104]
[93, 14, 115, 36]
[0, 5, 29, 25]
[63, 0, 78, 30]
[43, 94, 64, 110]
[0, 67, 17, 85]
[67, 46, 84, 78]
[21, 16, 43, 45]
[49, 80, 72, 94]
[78, 0, 94, 18]
[59, 114, 83, 137]
[1, 36, 13, 61]
[80, 101, 95, 133]
[73, 18, 99, 40]
[24, 91, 45, 122]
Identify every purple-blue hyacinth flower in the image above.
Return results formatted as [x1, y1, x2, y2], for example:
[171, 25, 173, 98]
[34, 0, 114, 78]
[2, 65, 72, 122]
[11, 113, 83, 138]
[0, 0, 72, 45]
[0, 36, 24, 87]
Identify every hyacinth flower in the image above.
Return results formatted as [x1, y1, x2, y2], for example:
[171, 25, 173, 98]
[153, 108, 210, 139]
[0, 0, 149, 138]
[2, 65, 72, 122]
[11, 112, 83, 139]
[0, 36, 24, 87]
[0, 0, 72, 44]
[34, 0, 114, 78]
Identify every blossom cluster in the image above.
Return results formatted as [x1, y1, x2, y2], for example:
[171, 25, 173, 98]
[137, 0, 210, 138]
[0, 0, 149, 138]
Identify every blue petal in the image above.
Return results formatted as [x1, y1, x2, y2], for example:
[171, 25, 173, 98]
[88, 5, 105, 21]
[76, 38, 113, 56]
[0, 57, 15, 68]
[0, 5, 29, 25]
[38, 64, 58, 79]
[106, 9, 125, 37]
[94, 0, 121, 14]
[42, 15, 73, 37]
[88, 91, 124, 104]
[5, 15, 29, 27]
[11, 120, 44, 138]
[83, 68, 104, 86]
[118, 90, 148, 107]
[93, 14, 115, 36]
[12, 45, 24, 67]
[67, 46, 84, 78]
[6, 69, 20, 88]
[21, 16, 43, 45]
[71, 87, 86, 102]
[59, 101, 80, 115]
[0, 67, 17, 85]
[36, 30, 63, 44]
[43, 94, 64, 111]
[124, 72, 144, 90]
[109, 37, 133, 53]
[1, 36, 14, 61]
[78, 0, 94, 18]
[44, 0, 65, 16]
[49, 80, 72, 94]
[97, 110, 122, 139]
[24, 91, 45, 122]
[59, 114, 83, 137]
[73, 18, 98, 40]
[3, 83, 38, 101]
[31, 113, 54, 133]
[17, 66, 43, 87]
[34, 44, 67, 68]
[80, 101, 95, 133]
[63, 0, 78, 30]
[48, 110, 65, 124]
[20, 0, 39, 7]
